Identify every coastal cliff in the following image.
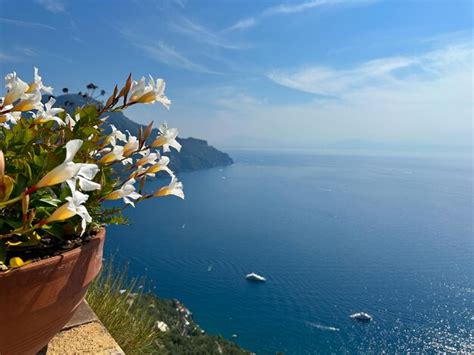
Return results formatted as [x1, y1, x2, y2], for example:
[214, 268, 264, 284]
[49, 94, 233, 172]
[86, 262, 251, 354]
[138, 294, 251, 354]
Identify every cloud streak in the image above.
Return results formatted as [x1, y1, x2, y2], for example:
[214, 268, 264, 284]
[116, 25, 227, 74]
[35, 0, 66, 14]
[226, 0, 376, 31]
[225, 18, 257, 32]
[139, 41, 221, 74]
[0, 52, 17, 63]
[264, 0, 346, 15]
[191, 38, 473, 148]
[0, 17, 55, 30]
[267, 41, 473, 97]
[171, 17, 247, 49]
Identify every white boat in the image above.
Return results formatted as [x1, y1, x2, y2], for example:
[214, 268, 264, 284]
[245, 272, 266, 282]
[350, 312, 373, 321]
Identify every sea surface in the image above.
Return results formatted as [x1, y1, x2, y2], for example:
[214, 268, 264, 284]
[106, 149, 473, 354]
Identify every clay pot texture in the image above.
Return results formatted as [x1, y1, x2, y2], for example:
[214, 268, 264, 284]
[0, 229, 105, 355]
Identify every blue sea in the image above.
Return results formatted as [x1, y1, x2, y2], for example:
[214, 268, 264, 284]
[106, 149, 473, 354]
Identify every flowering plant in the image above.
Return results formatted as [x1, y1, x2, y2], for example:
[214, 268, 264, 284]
[0, 69, 184, 270]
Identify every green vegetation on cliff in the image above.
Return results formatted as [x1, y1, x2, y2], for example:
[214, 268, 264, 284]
[86, 261, 250, 354]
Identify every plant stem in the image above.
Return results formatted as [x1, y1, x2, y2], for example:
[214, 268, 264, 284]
[0, 226, 34, 240]
[0, 194, 22, 208]
[0, 220, 45, 240]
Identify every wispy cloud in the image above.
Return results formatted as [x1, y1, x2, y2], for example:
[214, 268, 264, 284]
[14, 47, 40, 57]
[171, 17, 247, 49]
[0, 47, 63, 64]
[226, 18, 257, 32]
[267, 41, 473, 97]
[196, 38, 472, 148]
[227, 0, 376, 31]
[139, 41, 220, 74]
[0, 52, 17, 63]
[199, 43, 472, 148]
[35, 0, 65, 14]
[172, 0, 187, 8]
[0, 17, 55, 30]
[116, 25, 225, 74]
[264, 0, 345, 15]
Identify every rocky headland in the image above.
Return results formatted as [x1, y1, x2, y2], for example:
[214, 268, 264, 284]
[49, 93, 234, 173]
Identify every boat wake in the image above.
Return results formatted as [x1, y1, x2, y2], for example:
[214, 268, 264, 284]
[306, 322, 340, 332]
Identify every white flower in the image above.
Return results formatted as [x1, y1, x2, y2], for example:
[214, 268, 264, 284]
[2, 71, 29, 106]
[46, 187, 92, 235]
[65, 113, 80, 128]
[129, 166, 148, 179]
[34, 140, 100, 192]
[123, 133, 139, 157]
[100, 144, 124, 164]
[32, 97, 65, 125]
[153, 177, 184, 199]
[0, 110, 21, 129]
[146, 156, 173, 177]
[122, 157, 133, 165]
[66, 164, 101, 192]
[26, 67, 53, 95]
[2, 68, 52, 108]
[35, 139, 83, 189]
[12, 89, 43, 112]
[104, 178, 141, 207]
[107, 124, 127, 146]
[129, 76, 171, 108]
[135, 149, 158, 167]
[151, 123, 181, 152]
[121, 133, 140, 165]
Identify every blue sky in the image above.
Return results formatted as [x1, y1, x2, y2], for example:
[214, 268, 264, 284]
[0, 0, 472, 149]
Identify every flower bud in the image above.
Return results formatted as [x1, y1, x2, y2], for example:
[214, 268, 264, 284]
[22, 191, 30, 216]
[0, 150, 4, 197]
[147, 164, 162, 174]
[0, 151, 14, 201]
[27, 209, 37, 226]
[0, 176, 14, 202]
[143, 121, 154, 142]
[0, 150, 4, 180]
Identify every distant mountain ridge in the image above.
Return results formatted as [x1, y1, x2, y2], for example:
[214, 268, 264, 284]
[50, 94, 233, 172]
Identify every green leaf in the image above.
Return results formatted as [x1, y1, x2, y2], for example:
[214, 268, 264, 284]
[4, 219, 22, 229]
[11, 174, 28, 197]
[33, 154, 44, 168]
[24, 161, 33, 180]
[41, 223, 65, 239]
[38, 198, 62, 207]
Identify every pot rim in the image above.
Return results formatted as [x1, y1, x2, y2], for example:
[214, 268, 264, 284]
[0, 228, 106, 276]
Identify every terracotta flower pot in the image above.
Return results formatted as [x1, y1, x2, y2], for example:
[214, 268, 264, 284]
[0, 229, 105, 355]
